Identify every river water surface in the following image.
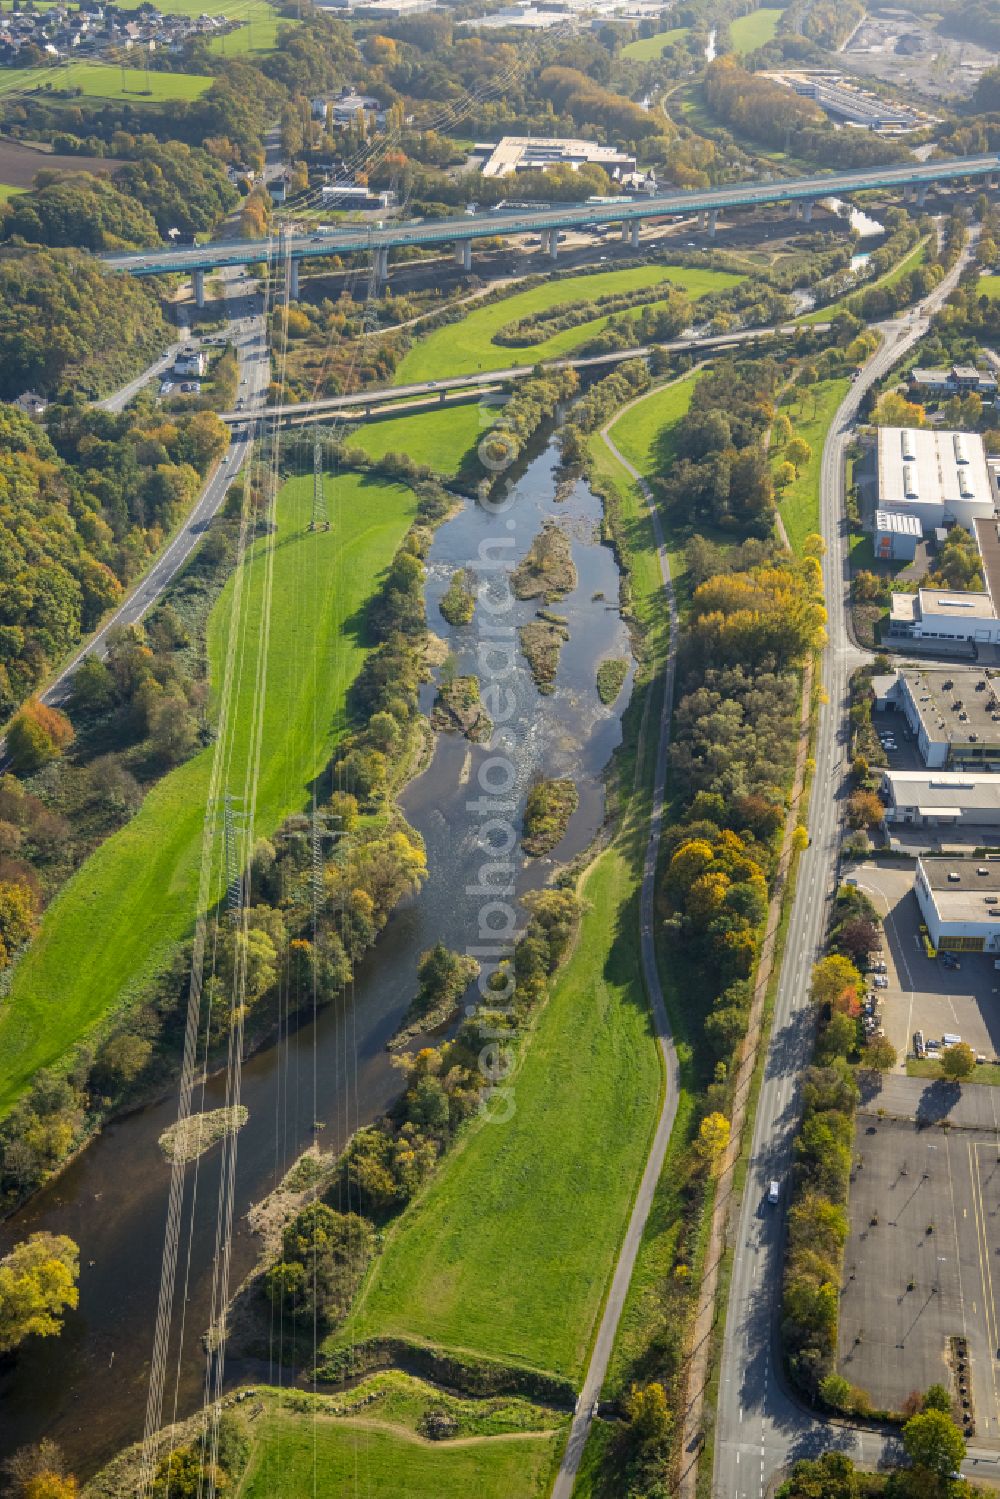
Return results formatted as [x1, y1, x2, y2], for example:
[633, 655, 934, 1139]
[0, 434, 634, 1479]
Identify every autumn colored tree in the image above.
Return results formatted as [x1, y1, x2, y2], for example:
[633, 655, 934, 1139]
[697, 1111, 731, 1171]
[0, 879, 37, 967]
[862, 1036, 897, 1072]
[810, 954, 863, 1009]
[847, 790, 884, 829]
[785, 437, 812, 472]
[7, 701, 74, 774]
[0, 1232, 79, 1355]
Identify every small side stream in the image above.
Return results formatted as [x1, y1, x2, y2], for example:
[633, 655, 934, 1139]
[0, 435, 634, 1479]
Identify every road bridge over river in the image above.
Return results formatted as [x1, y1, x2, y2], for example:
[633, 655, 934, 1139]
[104, 155, 1000, 304]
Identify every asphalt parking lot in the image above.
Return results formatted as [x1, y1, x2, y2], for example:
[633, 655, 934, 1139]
[849, 863, 1000, 1068]
[871, 707, 924, 772]
[839, 1113, 1000, 1437]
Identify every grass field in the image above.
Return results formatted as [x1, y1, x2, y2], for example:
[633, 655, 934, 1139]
[351, 402, 494, 474]
[0, 181, 24, 198]
[600, 373, 736, 605]
[393, 265, 741, 385]
[620, 23, 689, 59]
[336, 841, 664, 1379]
[0, 60, 212, 101]
[977, 272, 1000, 298]
[729, 6, 782, 50]
[907, 1058, 1000, 1086]
[206, 1, 294, 55]
[774, 376, 850, 552]
[0, 472, 416, 1116]
[241, 1407, 558, 1499]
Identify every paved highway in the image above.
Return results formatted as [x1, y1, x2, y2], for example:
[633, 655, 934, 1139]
[712, 237, 988, 1495]
[102, 155, 1000, 277]
[40, 273, 270, 710]
[222, 323, 814, 423]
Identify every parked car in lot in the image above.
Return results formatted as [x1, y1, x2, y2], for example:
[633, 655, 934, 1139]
[941, 952, 961, 971]
[872, 975, 889, 989]
[914, 1029, 925, 1057]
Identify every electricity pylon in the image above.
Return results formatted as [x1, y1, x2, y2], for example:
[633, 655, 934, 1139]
[310, 440, 330, 531]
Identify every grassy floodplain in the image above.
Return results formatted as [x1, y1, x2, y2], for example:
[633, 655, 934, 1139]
[0, 60, 212, 101]
[337, 842, 664, 1377]
[729, 6, 782, 50]
[620, 23, 689, 59]
[206, 0, 295, 56]
[0, 472, 417, 1115]
[393, 265, 742, 385]
[350, 403, 494, 474]
[241, 1409, 558, 1499]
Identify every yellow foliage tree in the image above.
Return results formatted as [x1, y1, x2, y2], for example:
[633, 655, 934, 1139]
[697, 1111, 731, 1171]
[0, 1232, 79, 1355]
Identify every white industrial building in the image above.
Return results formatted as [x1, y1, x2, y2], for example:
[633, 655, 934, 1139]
[881, 768, 1000, 827]
[887, 514, 1000, 646]
[476, 136, 637, 180]
[876, 426, 995, 534]
[915, 857, 1000, 952]
[876, 665, 1000, 769]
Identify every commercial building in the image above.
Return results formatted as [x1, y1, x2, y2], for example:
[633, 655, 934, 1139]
[886, 515, 1000, 647]
[915, 856, 1000, 952]
[874, 508, 921, 561]
[476, 136, 637, 180]
[879, 665, 1000, 769]
[876, 427, 995, 535]
[909, 364, 999, 399]
[881, 768, 1000, 828]
[761, 69, 932, 132]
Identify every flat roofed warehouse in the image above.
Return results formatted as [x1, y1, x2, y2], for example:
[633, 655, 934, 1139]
[916, 855, 1000, 950]
[881, 768, 1000, 826]
[477, 136, 638, 179]
[876, 426, 995, 534]
[878, 665, 1000, 768]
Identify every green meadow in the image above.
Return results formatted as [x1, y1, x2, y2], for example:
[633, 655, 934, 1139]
[393, 265, 741, 384]
[0, 472, 416, 1115]
[336, 840, 664, 1380]
[0, 60, 212, 101]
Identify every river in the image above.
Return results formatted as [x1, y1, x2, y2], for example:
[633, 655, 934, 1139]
[0, 432, 634, 1481]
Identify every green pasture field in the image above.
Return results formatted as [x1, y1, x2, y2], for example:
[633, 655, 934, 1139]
[393, 265, 742, 385]
[620, 24, 689, 59]
[0, 472, 416, 1115]
[350, 402, 494, 474]
[335, 840, 664, 1380]
[240, 1407, 558, 1499]
[729, 7, 782, 50]
[0, 60, 212, 101]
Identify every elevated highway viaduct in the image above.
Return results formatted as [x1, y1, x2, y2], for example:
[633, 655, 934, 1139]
[105, 155, 1000, 305]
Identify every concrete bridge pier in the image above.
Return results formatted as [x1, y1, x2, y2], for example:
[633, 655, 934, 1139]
[620, 220, 630, 242]
[548, 228, 559, 261]
[454, 239, 472, 271]
[916, 183, 928, 207]
[289, 258, 299, 300]
[707, 208, 718, 239]
[193, 268, 205, 309]
[630, 219, 641, 248]
[373, 246, 388, 285]
[801, 199, 814, 223]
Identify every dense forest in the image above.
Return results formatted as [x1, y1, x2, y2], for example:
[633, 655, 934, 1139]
[0, 401, 229, 713]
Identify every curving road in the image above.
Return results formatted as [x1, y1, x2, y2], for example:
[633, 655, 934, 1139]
[711, 234, 997, 1496]
[550, 400, 684, 1496]
[40, 276, 270, 710]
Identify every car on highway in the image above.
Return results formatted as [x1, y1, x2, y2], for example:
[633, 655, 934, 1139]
[767, 1179, 780, 1205]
